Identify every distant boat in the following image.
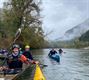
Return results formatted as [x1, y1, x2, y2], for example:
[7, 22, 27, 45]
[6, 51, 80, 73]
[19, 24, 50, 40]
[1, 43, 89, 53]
[48, 53, 60, 62]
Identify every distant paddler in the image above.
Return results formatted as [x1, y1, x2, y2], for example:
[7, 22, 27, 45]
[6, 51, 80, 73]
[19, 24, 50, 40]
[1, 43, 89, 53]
[58, 48, 63, 55]
[58, 48, 66, 55]
[48, 48, 60, 62]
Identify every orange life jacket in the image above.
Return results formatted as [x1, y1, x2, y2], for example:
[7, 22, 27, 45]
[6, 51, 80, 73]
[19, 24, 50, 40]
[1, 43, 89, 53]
[19, 55, 29, 64]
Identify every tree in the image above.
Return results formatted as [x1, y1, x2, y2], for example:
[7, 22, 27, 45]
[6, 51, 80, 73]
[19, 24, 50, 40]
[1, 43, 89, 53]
[1, 0, 45, 48]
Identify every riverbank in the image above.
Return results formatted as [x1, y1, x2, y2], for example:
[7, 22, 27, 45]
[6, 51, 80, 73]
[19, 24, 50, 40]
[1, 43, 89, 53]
[83, 46, 89, 49]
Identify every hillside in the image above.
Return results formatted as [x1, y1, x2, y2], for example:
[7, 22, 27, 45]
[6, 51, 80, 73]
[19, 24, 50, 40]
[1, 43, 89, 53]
[59, 19, 89, 40]
[79, 30, 89, 41]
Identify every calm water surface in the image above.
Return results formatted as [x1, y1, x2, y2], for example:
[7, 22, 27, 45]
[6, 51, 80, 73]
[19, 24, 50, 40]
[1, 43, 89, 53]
[32, 49, 89, 80]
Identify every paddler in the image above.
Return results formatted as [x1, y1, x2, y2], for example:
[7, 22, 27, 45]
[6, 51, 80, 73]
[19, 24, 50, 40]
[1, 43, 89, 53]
[23, 45, 34, 61]
[58, 48, 63, 55]
[48, 48, 57, 56]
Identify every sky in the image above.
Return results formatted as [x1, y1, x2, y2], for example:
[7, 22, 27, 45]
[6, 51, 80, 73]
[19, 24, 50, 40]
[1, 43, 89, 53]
[0, 0, 4, 8]
[41, 0, 89, 40]
[0, 0, 89, 40]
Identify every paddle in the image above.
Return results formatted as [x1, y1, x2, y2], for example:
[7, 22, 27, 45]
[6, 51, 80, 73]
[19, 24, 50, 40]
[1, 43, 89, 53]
[39, 64, 48, 67]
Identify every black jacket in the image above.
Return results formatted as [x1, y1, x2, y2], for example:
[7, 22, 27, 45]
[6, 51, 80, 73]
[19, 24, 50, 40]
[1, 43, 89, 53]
[49, 50, 57, 56]
[23, 51, 33, 60]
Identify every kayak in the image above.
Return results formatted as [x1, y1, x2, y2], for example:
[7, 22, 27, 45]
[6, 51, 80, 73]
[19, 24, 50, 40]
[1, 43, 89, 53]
[34, 64, 46, 80]
[48, 53, 60, 62]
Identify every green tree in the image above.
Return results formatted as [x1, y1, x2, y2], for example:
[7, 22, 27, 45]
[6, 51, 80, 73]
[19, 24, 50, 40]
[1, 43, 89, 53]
[1, 0, 45, 48]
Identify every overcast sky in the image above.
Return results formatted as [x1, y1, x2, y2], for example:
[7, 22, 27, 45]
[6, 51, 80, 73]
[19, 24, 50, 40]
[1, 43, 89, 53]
[0, 0, 4, 8]
[0, 0, 89, 40]
[42, 0, 89, 40]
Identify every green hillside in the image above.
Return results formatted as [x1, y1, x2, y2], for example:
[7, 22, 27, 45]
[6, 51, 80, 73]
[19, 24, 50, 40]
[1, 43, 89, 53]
[79, 30, 89, 41]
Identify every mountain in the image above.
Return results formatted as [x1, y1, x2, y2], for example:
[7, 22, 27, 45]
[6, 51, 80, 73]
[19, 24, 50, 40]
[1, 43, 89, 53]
[79, 30, 89, 41]
[59, 19, 89, 40]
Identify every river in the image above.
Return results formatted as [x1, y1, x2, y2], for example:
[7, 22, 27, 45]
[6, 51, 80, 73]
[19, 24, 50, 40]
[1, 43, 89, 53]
[32, 48, 89, 80]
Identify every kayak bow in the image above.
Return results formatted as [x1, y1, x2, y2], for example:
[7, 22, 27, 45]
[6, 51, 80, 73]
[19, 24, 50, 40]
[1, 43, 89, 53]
[49, 53, 60, 62]
[34, 64, 46, 80]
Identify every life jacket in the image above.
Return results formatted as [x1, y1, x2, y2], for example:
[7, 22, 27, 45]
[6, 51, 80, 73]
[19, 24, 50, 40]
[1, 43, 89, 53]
[23, 51, 33, 60]
[8, 53, 20, 62]
[19, 54, 28, 63]
[8, 52, 28, 64]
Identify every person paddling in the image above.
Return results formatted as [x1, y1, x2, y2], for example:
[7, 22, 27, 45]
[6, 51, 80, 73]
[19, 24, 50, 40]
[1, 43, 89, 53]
[58, 48, 63, 55]
[22, 45, 38, 64]
[23, 45, 33, 60]
[48, 48, 57, 56]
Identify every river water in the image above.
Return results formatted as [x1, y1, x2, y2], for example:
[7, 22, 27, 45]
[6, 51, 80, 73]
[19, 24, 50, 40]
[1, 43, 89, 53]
[32, 49, 89, 80]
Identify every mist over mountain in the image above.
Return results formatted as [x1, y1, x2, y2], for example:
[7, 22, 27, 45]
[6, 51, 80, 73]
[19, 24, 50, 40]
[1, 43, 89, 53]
[58, 19, 89, 41]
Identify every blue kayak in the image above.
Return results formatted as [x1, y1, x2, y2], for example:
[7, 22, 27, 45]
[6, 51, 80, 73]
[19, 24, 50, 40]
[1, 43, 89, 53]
[48, 53, 60, 62]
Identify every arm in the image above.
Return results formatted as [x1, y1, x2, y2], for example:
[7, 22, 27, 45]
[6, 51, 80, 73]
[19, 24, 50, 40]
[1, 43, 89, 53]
[48, 51, 51, 56]
[28, 52, 39, 64]
[20, 55, 38, 64]
[28, 52, 34, 60]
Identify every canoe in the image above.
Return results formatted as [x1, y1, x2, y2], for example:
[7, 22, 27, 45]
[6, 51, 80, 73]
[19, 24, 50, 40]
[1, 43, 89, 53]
[12, 64, 36, 80]
[34, 64, 46, 80]
[48, 53, 60, 62]
[0, 56, 46, 80]
[0, 64, 46, 80]
[0, 64, 36, 80]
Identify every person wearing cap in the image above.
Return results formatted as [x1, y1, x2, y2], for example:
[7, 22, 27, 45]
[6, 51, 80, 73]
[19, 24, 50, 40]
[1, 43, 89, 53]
[23, 45, 34, 60]
[22, 45, 39, 64]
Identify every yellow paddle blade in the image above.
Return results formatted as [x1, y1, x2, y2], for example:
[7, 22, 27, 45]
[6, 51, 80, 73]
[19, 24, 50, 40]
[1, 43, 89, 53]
[34, 64, 46, 80]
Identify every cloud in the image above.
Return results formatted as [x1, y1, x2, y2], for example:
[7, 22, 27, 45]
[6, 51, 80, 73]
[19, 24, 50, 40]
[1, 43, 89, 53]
[0, 0, 4, 8]
[41, 0, 89, 40]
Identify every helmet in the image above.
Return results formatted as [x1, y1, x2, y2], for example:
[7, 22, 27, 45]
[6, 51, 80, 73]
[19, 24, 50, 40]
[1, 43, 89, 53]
[2, 49, 8, 54]
[25, 45, 30, 49]
[12, 44, 20, 50]
[2, 49, 7, 53]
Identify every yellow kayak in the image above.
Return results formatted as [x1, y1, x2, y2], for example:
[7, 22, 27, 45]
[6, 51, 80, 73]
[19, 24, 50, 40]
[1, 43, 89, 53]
[34, 64, 46, 80]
